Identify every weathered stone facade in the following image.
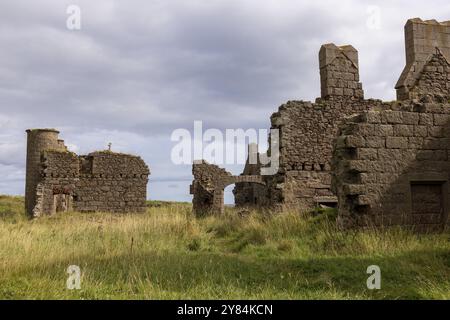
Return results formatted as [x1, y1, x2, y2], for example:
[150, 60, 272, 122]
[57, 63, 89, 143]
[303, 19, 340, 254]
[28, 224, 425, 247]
[331, 18, 450, 230]
[319, 44, 364, 99]
[233, 145, 268, 207]
[25, 129, 150, 217]
[332, 103, 450, 231]
[229, 18, 450, 232]
[190, 17, 450, 231]
[396, 19, 450, 102]
[263, 97, 390, 209]
[190, 160, 264, 215]
[233, 43, 386, 210]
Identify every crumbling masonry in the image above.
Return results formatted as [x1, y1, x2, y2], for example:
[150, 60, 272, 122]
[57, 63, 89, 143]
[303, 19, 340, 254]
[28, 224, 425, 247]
[192, 42, 384, 214]
[25, 129, 150, 217]
[190, 159, 264, 216]
[333, 18, 450, 230]
[191, 18, 450, 231]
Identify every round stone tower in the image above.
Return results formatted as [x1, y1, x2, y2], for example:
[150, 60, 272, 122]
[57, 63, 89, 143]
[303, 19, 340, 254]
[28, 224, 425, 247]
[25, 129, 63, 217]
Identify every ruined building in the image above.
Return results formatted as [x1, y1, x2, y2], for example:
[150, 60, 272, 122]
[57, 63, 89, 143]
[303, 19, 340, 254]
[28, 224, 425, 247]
[191, 18, 450, 231]
[25, 129, 150, 217]
[190, 158, 264, 215]
[395, 18, 450, 102]
[191, 42, 386, 214]
[333, 18, 450, 231]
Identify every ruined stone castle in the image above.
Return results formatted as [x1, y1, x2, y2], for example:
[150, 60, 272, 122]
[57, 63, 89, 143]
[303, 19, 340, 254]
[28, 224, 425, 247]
[25, 129, 150, 217]
[191, 18, 450, 231]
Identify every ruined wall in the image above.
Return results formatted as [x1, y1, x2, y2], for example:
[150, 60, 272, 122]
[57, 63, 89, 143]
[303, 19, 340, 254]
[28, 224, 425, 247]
[233, 145, 269, 207]
[190, 160, 265, 215]
[25, 129, 66, 217]
[233, 169, 268, 207]
[396, 18, 450, 101]
[190, 160, 233, 216]
[330, 17, 450, 231]
[319, 44, 364, 99]
[195, 17, 450, 227]
[407, 49, 450, 102]
[332, 102, 450, 231]
[74, 152, 149, 213]
[34, 150, 79, 217]
[234, 44, 378, 210]
[263, 97, 389, 209]
[26, 129, 150, 217]
[234, 18, 450, 218]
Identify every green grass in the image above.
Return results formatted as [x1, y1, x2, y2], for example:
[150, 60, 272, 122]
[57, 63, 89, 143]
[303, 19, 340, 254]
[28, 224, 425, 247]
[0, 195, 26, 222]
[0, 195, 449, 299]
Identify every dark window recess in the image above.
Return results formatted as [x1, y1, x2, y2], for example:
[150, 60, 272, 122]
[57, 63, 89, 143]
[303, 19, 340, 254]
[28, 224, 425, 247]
[411, 182, 444, 225]
[80, 156, 93, 174]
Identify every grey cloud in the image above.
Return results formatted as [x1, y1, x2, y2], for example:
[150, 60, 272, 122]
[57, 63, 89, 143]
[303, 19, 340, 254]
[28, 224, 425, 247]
[0, 0, 449, 199]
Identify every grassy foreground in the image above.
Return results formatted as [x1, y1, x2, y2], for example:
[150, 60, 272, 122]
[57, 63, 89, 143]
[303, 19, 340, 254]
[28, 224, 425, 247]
[0, 195, 449, 299]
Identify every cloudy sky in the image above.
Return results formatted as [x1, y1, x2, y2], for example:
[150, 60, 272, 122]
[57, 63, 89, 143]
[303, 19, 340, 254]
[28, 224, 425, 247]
[0, 0, 448, 203]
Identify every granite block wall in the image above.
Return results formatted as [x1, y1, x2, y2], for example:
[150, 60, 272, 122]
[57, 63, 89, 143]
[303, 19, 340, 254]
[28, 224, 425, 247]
[332, 102, 450, 231]
[26, 129, 150, 217]
[190, 160, 265, 215]
[396, 18, 450, 101]
[232, 18, 450, 229]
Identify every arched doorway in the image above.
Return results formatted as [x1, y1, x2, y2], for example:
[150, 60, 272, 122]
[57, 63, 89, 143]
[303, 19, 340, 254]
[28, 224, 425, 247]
[224, 184, 236, 208]
[214, 176, 266, 214]
[191, 160, 266, 215]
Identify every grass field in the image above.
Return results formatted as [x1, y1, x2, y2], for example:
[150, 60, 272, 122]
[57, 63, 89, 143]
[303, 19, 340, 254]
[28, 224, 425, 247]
[0, 195, 449, 299]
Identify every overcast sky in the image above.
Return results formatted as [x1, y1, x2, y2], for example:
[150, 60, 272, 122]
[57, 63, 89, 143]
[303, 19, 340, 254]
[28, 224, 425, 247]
[0, 0, 448, 203]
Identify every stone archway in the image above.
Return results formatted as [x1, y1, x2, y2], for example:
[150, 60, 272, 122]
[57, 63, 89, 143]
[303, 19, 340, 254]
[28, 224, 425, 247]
[212, 175, 265, 214]
[190, 160, 265, 216]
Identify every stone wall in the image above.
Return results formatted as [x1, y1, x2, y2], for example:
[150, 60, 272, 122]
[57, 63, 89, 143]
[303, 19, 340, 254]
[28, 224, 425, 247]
[406, 49, 450, 102]
[231, 18, 450, 221]
[25, 129, 67, 217]
[330, 17, 450, 231]
[396, 18, 450, 101]
[191, 160, 232, 216]
[74, 152, 149, 213]
[261, 97, 390, 210]
[233, 144, 269, 207]
[190, 160, 265, 215]
[26, 129, 150, 217]
[319, 44, 364, 99]
[33, 150, 79, 216]
[233, 43, 381, 210]
[332, 102, 450, 231]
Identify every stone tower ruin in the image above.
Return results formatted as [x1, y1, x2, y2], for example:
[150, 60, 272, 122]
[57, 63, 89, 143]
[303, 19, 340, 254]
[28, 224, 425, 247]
[25, 129, 150, 217]
[319, 44, 364, 99]
[25, 129, 67, 217]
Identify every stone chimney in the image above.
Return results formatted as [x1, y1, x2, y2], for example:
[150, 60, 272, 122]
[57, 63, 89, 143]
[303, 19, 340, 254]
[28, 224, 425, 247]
[395, 18, 450, 101]
[319, 43, 364, 99]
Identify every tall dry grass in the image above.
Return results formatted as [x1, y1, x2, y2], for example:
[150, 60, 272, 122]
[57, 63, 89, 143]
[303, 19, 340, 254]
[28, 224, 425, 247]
[0, 196, 449, 299]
